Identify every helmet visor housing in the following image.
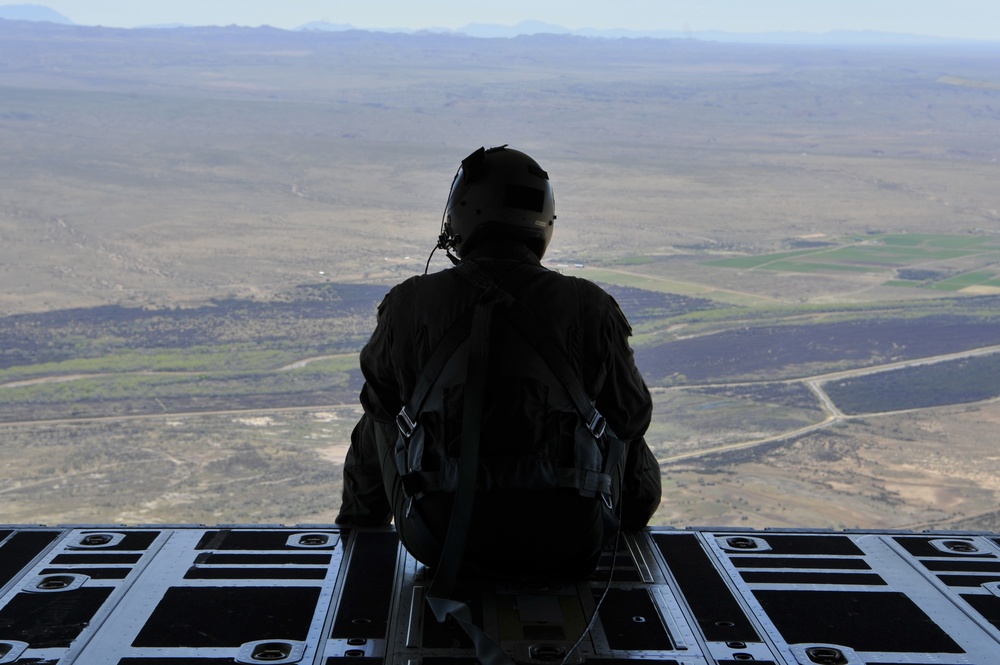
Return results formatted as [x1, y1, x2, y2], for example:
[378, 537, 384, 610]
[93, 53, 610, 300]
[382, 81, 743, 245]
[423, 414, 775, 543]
[443, 146, 555, 259]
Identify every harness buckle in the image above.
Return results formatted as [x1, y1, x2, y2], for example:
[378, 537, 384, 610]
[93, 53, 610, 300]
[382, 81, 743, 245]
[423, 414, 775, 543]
[587, 411, 607, 439]
[396, 407, 417, 438]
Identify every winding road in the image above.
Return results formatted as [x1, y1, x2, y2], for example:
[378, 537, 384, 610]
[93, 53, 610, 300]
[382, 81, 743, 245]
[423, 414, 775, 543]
[656, 343, 1000, 465]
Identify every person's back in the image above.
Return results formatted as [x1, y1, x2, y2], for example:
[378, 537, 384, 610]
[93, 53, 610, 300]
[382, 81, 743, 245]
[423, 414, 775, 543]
[337, 146, 661, 578]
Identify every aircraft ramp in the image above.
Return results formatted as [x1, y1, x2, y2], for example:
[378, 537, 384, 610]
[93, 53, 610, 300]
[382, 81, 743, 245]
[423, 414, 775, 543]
[1, 525, 999, 663]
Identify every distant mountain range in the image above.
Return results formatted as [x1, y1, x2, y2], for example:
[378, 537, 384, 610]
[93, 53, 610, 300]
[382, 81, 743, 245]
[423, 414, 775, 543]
[0, 4, 992, 46]
[298, 20, 991, 46]
[0, 3, 70, 24]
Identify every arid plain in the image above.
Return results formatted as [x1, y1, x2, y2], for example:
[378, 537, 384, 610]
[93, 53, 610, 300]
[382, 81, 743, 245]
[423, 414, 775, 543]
[2, 20, 1000, 529]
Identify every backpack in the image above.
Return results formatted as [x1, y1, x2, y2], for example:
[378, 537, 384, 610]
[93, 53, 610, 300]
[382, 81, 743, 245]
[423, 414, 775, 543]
[391, 260, 625, 578]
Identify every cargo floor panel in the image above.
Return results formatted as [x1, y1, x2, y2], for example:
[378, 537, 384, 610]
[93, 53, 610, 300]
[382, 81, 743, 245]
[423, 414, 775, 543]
[0, 526, 998, 663]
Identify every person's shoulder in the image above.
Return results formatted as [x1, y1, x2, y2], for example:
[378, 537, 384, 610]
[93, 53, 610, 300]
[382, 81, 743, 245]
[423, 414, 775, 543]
[557, 273, 632, 332]
[380, 269, 463, 308]
[383, 270, 451, 297]
[553, 272, 614, 303]
[387, 274, 423, 295]
[376, 274, 422, 314]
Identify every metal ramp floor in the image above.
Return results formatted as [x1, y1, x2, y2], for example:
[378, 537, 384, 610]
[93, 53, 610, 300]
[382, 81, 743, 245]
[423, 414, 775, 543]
[2, 525, 1000, 664]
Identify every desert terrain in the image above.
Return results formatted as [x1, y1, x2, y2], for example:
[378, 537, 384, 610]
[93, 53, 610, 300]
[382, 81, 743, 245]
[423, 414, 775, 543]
[1, 20, 1000, 529]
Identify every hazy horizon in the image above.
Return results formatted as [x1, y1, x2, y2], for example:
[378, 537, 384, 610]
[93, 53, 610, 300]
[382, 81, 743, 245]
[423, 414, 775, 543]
[3, 0, 1000, 42]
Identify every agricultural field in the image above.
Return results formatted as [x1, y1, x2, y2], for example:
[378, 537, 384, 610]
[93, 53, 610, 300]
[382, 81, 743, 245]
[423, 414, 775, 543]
[705, 233, 1000, 292]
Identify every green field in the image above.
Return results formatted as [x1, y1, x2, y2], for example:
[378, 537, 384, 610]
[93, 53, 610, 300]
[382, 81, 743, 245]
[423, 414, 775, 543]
[563, 267, 777, 307]
[705, 233, 1000, 290]
[930, 271, 1000, 290]
[761, 260, 881, 274]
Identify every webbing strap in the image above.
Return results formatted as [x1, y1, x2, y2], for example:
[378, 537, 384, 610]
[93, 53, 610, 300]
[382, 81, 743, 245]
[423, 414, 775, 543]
[397, 306, 474, 438]
[425, 596, 514, 665]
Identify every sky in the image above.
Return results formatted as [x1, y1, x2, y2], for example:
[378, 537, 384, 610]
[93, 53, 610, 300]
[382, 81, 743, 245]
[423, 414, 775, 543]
[13, 0, 1000, 41]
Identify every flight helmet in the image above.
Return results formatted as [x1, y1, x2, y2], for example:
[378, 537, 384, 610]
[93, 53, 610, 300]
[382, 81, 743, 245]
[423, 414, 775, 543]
[440, 145, 556, 259]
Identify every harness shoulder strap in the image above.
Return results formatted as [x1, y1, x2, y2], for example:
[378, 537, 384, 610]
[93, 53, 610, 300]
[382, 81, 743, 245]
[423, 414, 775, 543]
[395, 304, 474, 439]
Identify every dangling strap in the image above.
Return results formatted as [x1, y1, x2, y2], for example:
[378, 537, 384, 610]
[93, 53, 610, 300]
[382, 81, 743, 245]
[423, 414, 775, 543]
[425, 597, 514, 665]
[432, 286, 495, 592]
[424, 284, 516, 665]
